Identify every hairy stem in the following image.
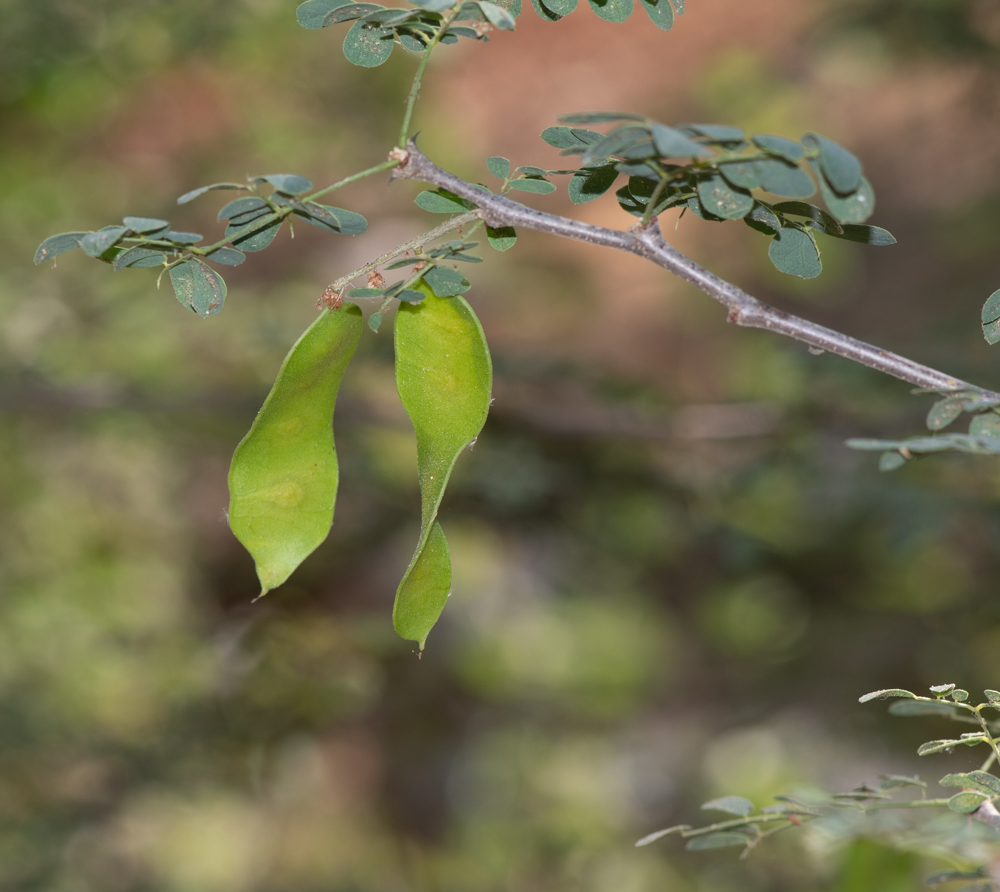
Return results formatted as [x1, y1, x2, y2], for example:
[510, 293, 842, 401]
[326, 209, 479, 294]
[398, 7, 462, 148]
[392, 142, 998, 398]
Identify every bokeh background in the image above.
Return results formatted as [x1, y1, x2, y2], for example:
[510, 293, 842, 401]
[3, 0, 1000, 889]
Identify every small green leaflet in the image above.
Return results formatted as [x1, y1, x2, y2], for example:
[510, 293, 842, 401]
[768, 225, 821, 279]
[696, 174, 753, 219]
[34, 232, 86, 265]
[486, 225, 516, 251]
[701, 796, 754, 816]
[168, 259, 228, 317]
[343, 20, 394, 67]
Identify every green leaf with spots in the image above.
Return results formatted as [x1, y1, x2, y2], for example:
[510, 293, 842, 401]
[948, 791, 987, 814]
[768, 225, 821, 278]
[478, 0, 518, 27]
[982, 288, 1000, 325]
[343, 20, 394, 66]
[639, 0, 672, 28]
[696, 174, 753, 219]
[530, 0, 563, 20]
[814, 166, 876, 224]
[587, 0, 633, 21]
[743, 202, 781, 235]
[34, 232, 87, 265]
[168, 259, 228, 317]
[927, 395, 967, 431]
[542, 0, 577, 13]
[227, 217, 283, 252]
[970, 413, 1000, 437]
[297, 0, 353, 28]
[228, 304, 363, 595]
[393, 281, 492, 647]
[205, 247, 247, 266]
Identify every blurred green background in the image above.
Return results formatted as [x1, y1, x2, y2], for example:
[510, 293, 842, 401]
[4, 1, 1000, 889]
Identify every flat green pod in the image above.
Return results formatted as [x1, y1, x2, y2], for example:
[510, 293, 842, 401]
[393, 281, 492, 648]
[228, 303, 362, 595]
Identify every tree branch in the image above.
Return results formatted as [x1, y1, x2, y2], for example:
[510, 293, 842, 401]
[390, 143, 997, 398]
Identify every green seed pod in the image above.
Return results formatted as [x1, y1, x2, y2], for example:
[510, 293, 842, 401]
[393, 280, 492, 648]
[228, 303, 362, 595]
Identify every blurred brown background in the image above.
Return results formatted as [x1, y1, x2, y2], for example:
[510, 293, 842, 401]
[3, 1, 1000, 889]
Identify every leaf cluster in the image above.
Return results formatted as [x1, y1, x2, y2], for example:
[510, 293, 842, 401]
[347, 237, 481, 331]
[639, 683, 1000, 888]
[34, 173, 368, 318]
[848, 388, 1000, 471]
[296, 0, 516, 68]
[526, 115, 894, 279]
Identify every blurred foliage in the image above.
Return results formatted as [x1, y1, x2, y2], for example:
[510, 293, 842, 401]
[4, 0, 1000, 890]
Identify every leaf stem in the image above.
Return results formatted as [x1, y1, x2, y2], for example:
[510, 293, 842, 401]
[326, 209, 479, 293]
[640, 174, 673, 226]
[307, 158, 401, 202]
[397, 6, 463, 148]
